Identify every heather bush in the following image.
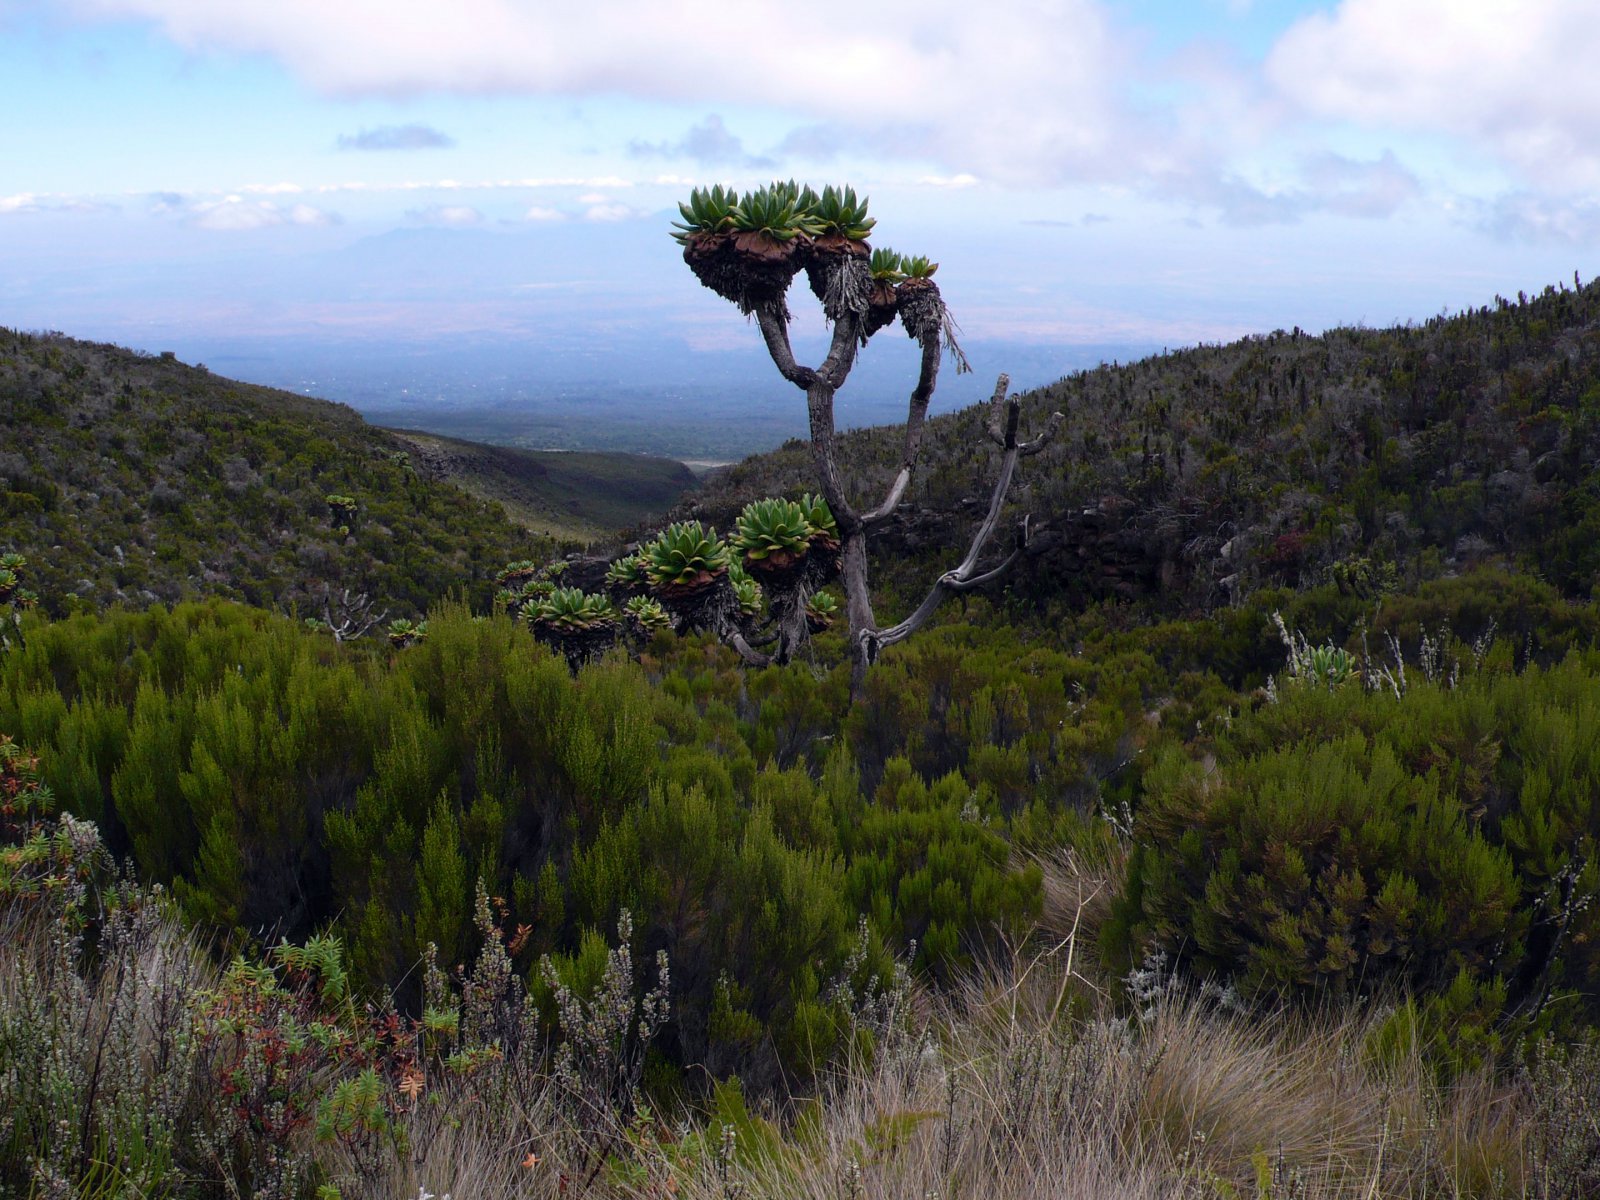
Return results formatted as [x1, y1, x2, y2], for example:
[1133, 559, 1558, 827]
[1111, 644, 1600, 1058]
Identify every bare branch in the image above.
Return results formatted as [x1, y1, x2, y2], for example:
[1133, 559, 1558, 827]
[862, 336, 942, 528]
[753, 303, 862, 534]
[724, 629, 772, 668]
[984, 374, 1012, 446]
[818, 309, 862, 390]
[805, 382, 861, 532]
[861, 467, 912, 529]
[944, 546, 1022, 592]
[862, 398, 1047, 657]
[754, 308, 817, 390]
[1019, 411, 1066, 457]
[320, 585, 388, 644]
[952, 453, 1017, 581]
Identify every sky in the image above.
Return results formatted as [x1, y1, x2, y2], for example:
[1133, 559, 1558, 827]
[4, 0, 1600, 410]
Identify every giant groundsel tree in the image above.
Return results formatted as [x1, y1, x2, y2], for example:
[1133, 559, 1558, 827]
[532, 183, 1061, 686]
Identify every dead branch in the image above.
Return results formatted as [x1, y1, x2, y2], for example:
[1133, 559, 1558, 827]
[319, 586, 388, 644]
[862, 380, 1062, 662]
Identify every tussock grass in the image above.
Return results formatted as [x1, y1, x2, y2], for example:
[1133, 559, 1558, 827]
[631, 934, 1538, 1200]
[0, 851, 1583, 1200]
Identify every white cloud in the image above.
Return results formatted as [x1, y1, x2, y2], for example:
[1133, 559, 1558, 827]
[288, 203, 336, 226]
[69, 0, 1150, 187]
[189, 195, 338, 229]
[583, 203, 641, 222]
[1267, 0, 1600, 190]
[192, 199, 277, 230]
[407, 204, 485, 226]
[1152, 151, 1421, 227]
[1301, 151, 1422, 219]
[1484, 193, 1600, 244]
[523, 205, 565, 221]
[0, 191, 116, 215]
[309, 175, 633, 194]
[58, 0, 1598, 231]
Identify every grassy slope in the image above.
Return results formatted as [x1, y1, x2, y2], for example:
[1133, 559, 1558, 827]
[685, 278, 1600, 616]
[384, 428, 697, 544]
[0, 331, 557, 617]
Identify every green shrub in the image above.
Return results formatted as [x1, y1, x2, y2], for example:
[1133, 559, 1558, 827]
[1113, 654, 1600, 1046]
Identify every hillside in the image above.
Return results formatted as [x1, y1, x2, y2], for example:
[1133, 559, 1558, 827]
[686, 277, 1600, 619]
[0, 331, 687, 617]
[385, 427, 696, 543]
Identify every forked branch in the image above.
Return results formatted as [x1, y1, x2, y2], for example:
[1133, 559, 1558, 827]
[319, 586, 388, 644]
[860, 377, 1062, 662]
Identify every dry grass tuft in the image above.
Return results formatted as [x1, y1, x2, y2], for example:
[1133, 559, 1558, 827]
[0, 872, 1576, 1200]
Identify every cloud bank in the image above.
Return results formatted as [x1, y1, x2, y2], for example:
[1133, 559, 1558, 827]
[1268, 0, 1600, 191]
[70, 0, 1142, 187]
[186, 195, 339, 230]
[52, 0, 1600, 237]
[406, 203, 484, 226]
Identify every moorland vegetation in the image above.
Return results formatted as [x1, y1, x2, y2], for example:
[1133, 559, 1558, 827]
[4, 255, 1600, 1196]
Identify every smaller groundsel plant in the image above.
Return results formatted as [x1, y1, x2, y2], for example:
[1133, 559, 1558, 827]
[0, 551, 38, 653]
[1270, 611, 1356, 693]
[805, 591, 839, 632]
[605, 552, 652, 596]
[495, 559, 544, 588]
[525, 587, 621, 671]
[805, 183, 875, 242]
[798, 493, 839, 550]
[325, 493, 358, 534]
[642, 522, 731, 595]
[732, 498, 814, 574]
[728, 562, 764, 617]
[385, 618, 428, 649]
[496, 561, 566, 618]
[526, 586, 619, 636]
[867, 247, 907, 285]
[623, 594, 671, 635]
[669, 183, 740, 244]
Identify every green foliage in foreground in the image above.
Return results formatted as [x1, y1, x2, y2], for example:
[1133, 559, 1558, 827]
[4, 566, 1600, 1085]
[11, 802, 1597, 1200]
[1111, 644, 1600, 1063]
[7, 712, 1600, 1200]
[2, 600, 1124, 1082]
